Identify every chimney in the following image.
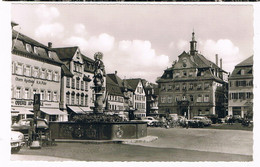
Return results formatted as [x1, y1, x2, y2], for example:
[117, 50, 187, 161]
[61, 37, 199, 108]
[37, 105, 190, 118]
[215, 54, 218, 66]
[220, 58, 222, 69]
[115, 71, 117, 75]
[48, 42, 52, 48]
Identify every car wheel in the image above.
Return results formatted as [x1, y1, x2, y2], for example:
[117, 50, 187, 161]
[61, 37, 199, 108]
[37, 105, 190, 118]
[11, 146, 21, 154]
[200, 123, 204, 128]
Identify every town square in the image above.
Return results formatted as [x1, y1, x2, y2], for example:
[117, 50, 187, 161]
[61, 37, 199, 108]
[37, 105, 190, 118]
[0, 2, 258, 165]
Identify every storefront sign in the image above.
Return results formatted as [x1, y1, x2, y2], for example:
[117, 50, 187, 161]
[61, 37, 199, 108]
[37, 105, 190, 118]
[11, 99, 59, 108]
[15, 77, 47, 85]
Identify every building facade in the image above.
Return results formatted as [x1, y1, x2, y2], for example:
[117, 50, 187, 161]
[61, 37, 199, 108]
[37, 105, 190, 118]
[54, 47, 95, 120]
[228, 56, 253, 118]
[157, 32, 228, 119]
[125, 79, 146, 118]
[11, 27, 66, 122]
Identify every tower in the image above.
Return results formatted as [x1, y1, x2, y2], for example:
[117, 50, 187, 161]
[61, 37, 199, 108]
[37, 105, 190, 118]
[190, 31, 198, 56]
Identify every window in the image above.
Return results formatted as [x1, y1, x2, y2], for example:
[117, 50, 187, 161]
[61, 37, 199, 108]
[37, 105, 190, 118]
[175, 85, 180, 91]
[81, 81, 84, 90]
[182, 95, 186, 101]
[197, 94, 202, 102]
[34, 46, 38, 54]
[85, 95, 88, 106]
[167, 96, 172, 103]
[190, 95, 194, 102]
[189, 84, 193, 90]
[74, 62, 82, 73]
[204, 94, 209, 102]
[66, 77, 70, 88]
[76, 79, 80, 90]
[16, 87, 21, 99]
[40, 90, 45, 100]
[33, 67, 39, 78]
[41, 69, 46, 79]
[248, 80, 253, 86]
[204, 83, 210, 90]
[239, 93, 245, 100]
[16, 63, 23, 75]
[246, 92, 253, 99]
[54, 72, 59, 81]
[25, 44, 33, 53]
[231, 93, 238, 100]
[197, 84, 202, 90]
[241, 69, 245, 75]
[24, 65, 31, 76]
[53, 92, 57, 101]
[235, 81, 246, 87]
[47, 71, 52, 80]
[71, 94, 75, 105]
[161, 84, 166, 91]
[24, 88, 29, 99]
[66, 94, 70, 104]
[175, 95, 180, 102]
[182, 84, 186, 90]
[175, 72, 180, 78]
[161, 96, 166, 103]
[189, 72, 193, 77]
[72, 78, 75, 88]
[76, 94, 80, 105]
[47, 91, 51, 101]
[183, 71, 187, 77]
[81, 95, 84, 105]
[85, 81, 88, 91]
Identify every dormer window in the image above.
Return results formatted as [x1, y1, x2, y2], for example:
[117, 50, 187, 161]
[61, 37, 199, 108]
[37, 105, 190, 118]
[241, 69, 245, 75]
[25, 43, 33, 53]
[34, 46, 38, 55]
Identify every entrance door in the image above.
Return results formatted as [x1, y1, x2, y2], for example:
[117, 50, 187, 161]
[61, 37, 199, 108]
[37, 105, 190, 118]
[181, 108, 188, 118]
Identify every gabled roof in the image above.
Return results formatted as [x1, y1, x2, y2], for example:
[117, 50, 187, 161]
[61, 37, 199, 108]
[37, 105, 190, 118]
[106, 75, 124, 96]
[124, 79, 142, 90]
[53, 47, 78, 61]
[236, 56, 253, 67]
[107, 74, 133, 91]
[82, 54, 94, 63]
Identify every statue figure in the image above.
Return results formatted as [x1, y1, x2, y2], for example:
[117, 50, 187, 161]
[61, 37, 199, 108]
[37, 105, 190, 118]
[93, 52, 106, 114]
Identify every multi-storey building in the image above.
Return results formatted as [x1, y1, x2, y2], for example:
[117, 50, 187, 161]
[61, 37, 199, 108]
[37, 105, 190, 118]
[106, 72, 134, 118]
[157, 32, 228, 119]
[228, 56, 253, 118]
[141, 81, 159, 116]
[11, 23, 66, 122]
[124, 79, 146, 118]
[54, 47, 95, 120]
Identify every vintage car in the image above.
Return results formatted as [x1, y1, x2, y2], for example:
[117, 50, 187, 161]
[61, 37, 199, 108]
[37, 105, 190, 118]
[188, 116, 212, 128]
[11, 118, 49, 134]
[11, 130, 25, 154]
[131, 116, 159, 126]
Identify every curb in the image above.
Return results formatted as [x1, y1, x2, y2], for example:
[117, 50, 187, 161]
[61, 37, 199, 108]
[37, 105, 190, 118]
[54, 136, 158, 144]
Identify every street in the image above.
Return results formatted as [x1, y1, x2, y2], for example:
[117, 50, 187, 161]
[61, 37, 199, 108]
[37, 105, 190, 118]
[11, 127, 253, 161]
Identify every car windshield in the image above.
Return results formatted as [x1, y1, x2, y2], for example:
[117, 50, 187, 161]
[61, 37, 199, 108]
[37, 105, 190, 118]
[19, 120, 31, 126]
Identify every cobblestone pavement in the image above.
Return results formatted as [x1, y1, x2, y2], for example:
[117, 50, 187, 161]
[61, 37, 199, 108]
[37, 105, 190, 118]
[10, 127, 253, 161]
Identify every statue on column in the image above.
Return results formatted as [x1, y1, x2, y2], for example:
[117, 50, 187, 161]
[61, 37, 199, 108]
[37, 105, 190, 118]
[93, 52, 106, 114]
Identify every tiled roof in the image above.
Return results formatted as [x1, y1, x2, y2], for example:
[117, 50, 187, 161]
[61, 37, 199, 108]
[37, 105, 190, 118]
[53, 47, 78, 61]
[124, 79, 141, 90]
[107, 74, 133, 91]
[82, 54, 94, 63]
[61, 65, 73, 77]
[12, 30, 63, 66]
[106, 75, 124, 96]
[236, 56, 253, 67]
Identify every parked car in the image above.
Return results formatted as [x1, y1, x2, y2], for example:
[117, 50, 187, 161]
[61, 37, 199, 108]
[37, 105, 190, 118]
[189, 116, 212, 128]
[202, 114, 220, 124]
[233, 115, 243, 123]
[11, 130, 25, 154]
[131, 116, 159, 126]
[11, 118, 49, 134]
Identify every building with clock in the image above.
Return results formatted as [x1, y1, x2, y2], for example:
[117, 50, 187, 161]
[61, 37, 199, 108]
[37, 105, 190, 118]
[157, 32, 228, 119]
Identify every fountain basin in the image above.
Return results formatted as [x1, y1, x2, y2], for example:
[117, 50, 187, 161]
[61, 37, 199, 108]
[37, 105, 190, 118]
[49, 121, 147, 140]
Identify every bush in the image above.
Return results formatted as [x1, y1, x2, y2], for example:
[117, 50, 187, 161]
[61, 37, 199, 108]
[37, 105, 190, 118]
[72, 114, 123, 123]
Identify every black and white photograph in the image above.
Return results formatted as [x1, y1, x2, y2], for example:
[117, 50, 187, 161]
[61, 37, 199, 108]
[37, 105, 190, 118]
[0, 1, 259, 165]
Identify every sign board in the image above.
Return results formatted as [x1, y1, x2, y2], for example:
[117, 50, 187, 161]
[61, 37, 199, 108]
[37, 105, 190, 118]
[33, 94, 40, 112]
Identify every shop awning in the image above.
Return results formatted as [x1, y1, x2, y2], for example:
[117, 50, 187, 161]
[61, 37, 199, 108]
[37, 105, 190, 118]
[68, 106, 86, 114]
[79, 107, 93, 113]
[11, 107, 34, 115]
[40, 108, 67, 115]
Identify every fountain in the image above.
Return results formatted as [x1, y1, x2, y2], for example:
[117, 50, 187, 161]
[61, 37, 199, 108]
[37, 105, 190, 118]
[49, 52, 147, 140]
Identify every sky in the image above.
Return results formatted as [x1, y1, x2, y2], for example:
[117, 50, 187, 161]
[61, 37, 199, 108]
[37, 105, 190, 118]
[11, 4, 254, 83]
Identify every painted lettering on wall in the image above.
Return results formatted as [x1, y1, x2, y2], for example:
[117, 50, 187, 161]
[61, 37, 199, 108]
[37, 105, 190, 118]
[15, 77, 47, 85]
